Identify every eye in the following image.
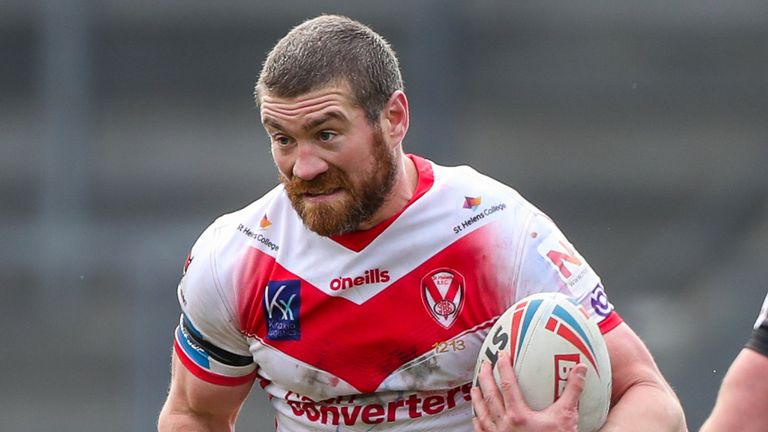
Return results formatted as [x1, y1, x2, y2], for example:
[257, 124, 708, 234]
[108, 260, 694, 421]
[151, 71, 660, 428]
[272, 134, 293, 147]
[318, 131, 337, 142]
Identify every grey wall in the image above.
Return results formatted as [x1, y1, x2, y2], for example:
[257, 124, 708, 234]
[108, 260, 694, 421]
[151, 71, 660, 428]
[1, 1, 766, 430]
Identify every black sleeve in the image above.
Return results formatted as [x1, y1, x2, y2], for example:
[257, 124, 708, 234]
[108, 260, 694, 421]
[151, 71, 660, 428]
[745, 318, 768, 358]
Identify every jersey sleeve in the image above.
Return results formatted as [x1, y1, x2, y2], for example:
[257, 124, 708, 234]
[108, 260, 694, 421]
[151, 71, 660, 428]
[746, 292, 768, 357]
[173, 223, 258, 386]
[516, 213, 623, 333]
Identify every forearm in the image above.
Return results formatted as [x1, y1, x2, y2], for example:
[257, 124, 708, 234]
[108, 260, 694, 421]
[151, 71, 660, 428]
[599, 324, 687, 432]
[599, 381, 686, 432]
[158, 351, 253, 431]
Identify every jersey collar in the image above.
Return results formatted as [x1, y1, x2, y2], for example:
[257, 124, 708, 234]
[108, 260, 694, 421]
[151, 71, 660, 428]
[329, 154, 434, 252]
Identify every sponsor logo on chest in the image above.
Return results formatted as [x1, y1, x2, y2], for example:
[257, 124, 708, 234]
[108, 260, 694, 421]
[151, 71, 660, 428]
[283, 383, 473, 427]
[263, 280, 301, 341]
[237, 223, 279, 252]
[329, 268, 390, 291]
[452, 196, 508, 235]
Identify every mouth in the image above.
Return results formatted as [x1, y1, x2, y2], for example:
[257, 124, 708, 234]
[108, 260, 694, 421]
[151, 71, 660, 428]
[302, 188, 343, 203]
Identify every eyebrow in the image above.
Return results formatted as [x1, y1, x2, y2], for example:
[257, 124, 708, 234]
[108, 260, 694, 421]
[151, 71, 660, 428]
[262, 110, 347, 133]
[302, 111, 346, 131]
[262, 117, 284, 132]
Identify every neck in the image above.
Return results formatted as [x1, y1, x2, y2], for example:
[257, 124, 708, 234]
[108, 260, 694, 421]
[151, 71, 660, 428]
[357, 152, 417, 231]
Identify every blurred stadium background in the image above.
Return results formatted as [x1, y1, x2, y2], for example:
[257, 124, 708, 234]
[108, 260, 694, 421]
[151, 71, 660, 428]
[1, 1, 766, 430]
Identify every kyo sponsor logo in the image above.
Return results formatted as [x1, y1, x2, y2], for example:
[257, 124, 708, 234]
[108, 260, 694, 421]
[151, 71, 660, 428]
[263, 280, 301, 341]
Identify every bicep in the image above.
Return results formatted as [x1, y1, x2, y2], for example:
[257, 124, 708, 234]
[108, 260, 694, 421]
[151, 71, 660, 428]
[160, 349, 255, 430]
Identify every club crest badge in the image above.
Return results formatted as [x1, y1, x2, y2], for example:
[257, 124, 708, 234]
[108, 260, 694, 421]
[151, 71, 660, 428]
[421, 268, 466, 329]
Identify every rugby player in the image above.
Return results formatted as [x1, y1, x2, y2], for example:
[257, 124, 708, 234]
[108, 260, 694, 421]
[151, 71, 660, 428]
[158, 14, 686, 432]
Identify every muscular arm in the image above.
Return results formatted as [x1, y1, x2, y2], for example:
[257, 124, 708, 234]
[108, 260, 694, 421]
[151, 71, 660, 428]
[699, 348, 768, 432]
[599, 323, 686, 432]
[158, 350, 255, 431]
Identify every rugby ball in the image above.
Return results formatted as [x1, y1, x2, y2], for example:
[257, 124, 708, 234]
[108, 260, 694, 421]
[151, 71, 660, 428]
[473, 292, 611, 432]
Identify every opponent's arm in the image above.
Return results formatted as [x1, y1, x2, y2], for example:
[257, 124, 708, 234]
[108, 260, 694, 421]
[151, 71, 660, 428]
[158, 349, 254, 431]
[598, 323, 686, 432]
[699, 348, 768, 432]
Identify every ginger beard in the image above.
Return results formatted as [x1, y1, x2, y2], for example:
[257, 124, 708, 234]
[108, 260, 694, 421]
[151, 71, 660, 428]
[280, 126, 397, 237]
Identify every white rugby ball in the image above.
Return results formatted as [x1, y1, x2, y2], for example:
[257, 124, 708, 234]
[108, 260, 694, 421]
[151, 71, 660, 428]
[474, 292, 611, 432]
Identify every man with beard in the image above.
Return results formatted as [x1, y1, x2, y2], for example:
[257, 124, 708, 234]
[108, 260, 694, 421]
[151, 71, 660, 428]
[158, 14, 686, 432]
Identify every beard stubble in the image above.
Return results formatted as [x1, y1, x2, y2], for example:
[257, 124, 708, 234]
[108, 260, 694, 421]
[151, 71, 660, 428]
[280, 127, 397, 237]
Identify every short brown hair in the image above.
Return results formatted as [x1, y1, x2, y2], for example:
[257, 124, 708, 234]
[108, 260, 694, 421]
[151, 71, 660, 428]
[255, 15, 404, 123]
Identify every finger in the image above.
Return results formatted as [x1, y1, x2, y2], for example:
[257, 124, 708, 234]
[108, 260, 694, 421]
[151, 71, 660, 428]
[555, 363, 587, 409]
[472, 416, 490, 432]
[495, 350, 527, 411]
[471, 387, 493, 431]
[475, 360, 506, 419]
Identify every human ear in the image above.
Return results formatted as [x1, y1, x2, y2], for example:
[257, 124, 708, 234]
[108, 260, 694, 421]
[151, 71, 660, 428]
[382, 90, 409, 146]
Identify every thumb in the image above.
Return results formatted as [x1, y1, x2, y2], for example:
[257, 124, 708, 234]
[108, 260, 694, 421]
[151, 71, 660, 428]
[556, 363, 587, 409]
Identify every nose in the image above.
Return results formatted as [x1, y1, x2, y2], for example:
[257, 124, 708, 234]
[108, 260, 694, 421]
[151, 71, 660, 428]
[292, 142, 329, 181]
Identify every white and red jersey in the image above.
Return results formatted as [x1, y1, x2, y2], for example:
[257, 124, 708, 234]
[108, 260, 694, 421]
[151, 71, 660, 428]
[174, 154, 622, 431]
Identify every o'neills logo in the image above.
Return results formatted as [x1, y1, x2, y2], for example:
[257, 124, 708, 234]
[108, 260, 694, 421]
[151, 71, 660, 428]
[330, 269, 390, 291]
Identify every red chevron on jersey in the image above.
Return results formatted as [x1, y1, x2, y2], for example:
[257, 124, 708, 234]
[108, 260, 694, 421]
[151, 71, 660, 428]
[175, 155, 623, 431]
[235, 225, 508, 394]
